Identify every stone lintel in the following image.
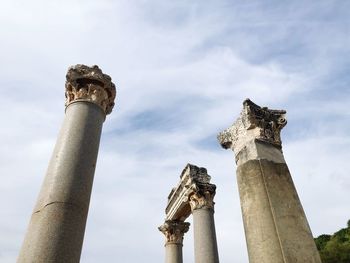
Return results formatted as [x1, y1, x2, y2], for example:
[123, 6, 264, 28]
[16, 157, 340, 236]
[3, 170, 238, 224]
[217, 99, 287, 161]
[165, 164, 215, 220]
[158, 220, 190, 245]
[65, 64, 116, 115]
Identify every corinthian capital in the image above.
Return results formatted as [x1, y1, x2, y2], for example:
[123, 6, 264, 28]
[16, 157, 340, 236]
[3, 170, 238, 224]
[65, 64, 116, 115]
[158, 220, 190, 245]
[217, 99, 287, 155]
[165, 164, 216, 220]
[189, 182, 216, 211]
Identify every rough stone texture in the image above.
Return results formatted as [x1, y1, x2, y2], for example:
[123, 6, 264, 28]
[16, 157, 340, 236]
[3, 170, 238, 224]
[159, 220, 190, 245]
[217, 99, 287, 157]
[237, 146, 321, 263]
[159, 220, 190, 263]
[218, 99, 321, 263]
[65, 64, 116, 114]
[235, 139, 286, 166]
[18, 65, 115, 263]
[161, 164, 219, 263]
[189, 182, 216, 212]
[192, 208, 219, 263]
[165, 164, 213, 221]
[18, 102, 104, 263]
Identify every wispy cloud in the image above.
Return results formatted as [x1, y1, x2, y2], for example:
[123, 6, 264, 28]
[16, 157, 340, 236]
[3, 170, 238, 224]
[0, 1, 349, 262]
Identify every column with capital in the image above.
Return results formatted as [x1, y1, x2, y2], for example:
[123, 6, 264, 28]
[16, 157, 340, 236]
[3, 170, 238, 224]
[189, 182, 219, 263]
[218, 99, 321, 263]
[159, 220, 190, 263]
[17, 65, 116, 263]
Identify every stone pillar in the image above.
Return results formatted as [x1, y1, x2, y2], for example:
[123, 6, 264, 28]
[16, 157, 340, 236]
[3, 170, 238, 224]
[218, 99, 321, 263]
[189, 183, 219, 263]
[17, 65, 116, 263]
[159, 220, 190, 263]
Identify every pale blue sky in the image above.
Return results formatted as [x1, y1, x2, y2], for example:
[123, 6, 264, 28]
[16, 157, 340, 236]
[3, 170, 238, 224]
[0, 1, 349, 262]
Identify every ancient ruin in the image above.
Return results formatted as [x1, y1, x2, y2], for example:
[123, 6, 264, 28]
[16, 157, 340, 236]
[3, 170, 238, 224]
[17, 65, 116, 263]
[159, 164, 219, 263]
[16, 64, 322, 262]
[218, 99, 321, 263]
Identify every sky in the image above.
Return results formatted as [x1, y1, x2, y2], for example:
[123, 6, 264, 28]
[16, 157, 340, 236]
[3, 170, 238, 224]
[0, 0, 349, 262]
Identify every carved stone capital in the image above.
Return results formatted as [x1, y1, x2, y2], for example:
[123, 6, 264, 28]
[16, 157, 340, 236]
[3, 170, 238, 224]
[158, 220, 190, 245]
[189, 182, 216, 211]
[65, 64, 116, 115]
[165, 164, 216, 221]
[218, 99, 287, 155]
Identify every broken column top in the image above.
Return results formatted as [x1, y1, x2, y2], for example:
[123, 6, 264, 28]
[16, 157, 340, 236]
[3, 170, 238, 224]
[217, 99, 287, 156]
[65, 64, 116, 115]
[180, 163, 210, 184]
[167, 163, 211, 202]
[165, 163, 215, 221]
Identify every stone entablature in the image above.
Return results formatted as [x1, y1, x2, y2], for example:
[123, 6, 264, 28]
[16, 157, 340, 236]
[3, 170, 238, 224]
[65, 64, 116, 115]
[217, 99, 287, 155]
[158, 220, 190, 245]
[165, 164, 216, 221]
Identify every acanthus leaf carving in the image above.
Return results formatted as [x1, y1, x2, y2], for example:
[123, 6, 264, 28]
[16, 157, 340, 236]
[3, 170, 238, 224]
[217, 99, 287, 155]
[158, 220, 190, 245]
[65, 64, 116, 115]
[188, 182, 216, 211]
[165, 164, 216, 220]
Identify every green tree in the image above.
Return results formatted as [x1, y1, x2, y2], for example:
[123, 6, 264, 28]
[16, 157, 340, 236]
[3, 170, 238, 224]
[315, 219, 350, 263]
[315, 234, 331, 250]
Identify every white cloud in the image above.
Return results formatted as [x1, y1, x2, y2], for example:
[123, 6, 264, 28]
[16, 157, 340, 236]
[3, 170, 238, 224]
[0, 1, 349, 262]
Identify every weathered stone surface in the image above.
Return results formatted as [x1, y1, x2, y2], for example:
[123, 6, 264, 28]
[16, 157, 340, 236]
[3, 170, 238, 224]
[235, 138, 286, 166]
[159, 220, 189, 263]
[189, 182, 216, 211]
[237, 156, 321, 263]
[17, 65, 115, 263]
[159, 220, 190, 245]
[218, 99, 287, 158]
[165, 164, 214, 221]
[161, 164, 219, 263]
[65, 64, 116, 115]
[193, 208, 219, 263]
[218, 99, 321, 263]
[18, 202, 87, 262]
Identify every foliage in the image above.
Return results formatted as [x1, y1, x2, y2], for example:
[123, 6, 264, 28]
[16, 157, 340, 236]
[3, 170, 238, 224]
[315, 219, 350, 263]
[315, 234, 331, 250]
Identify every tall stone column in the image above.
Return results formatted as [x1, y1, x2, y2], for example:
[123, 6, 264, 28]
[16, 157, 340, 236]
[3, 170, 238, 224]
[189, 183, 219, 263]
[218, 99, 321, 263]
[159, 220, 190, 263]
[17, 65, 116, 263]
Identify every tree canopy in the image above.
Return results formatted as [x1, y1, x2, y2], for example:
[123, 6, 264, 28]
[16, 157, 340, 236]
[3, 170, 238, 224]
[315, 219, 350, 263]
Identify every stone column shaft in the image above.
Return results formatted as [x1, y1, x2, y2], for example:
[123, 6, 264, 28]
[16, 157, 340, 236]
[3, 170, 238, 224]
[165, 244, 183, 263]
[218, 99, 321, 263]
[18, 65, 116, 263]
[190, 184, 219, 263]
